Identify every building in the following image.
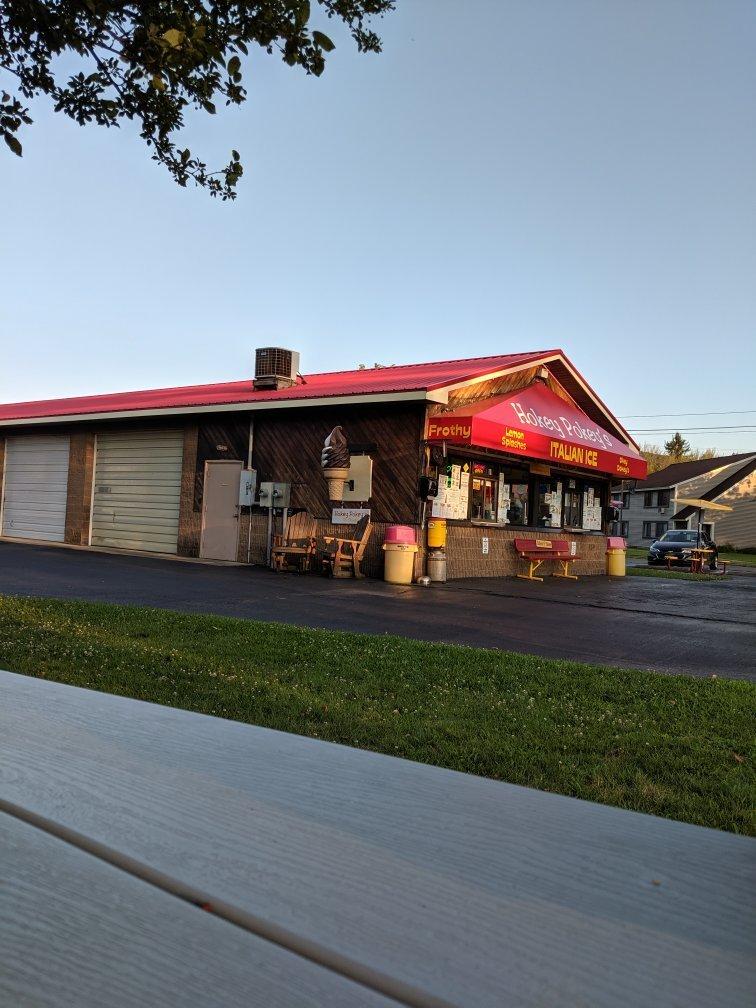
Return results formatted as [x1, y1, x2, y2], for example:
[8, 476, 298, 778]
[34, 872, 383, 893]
[0, 348, 647, 578]
[614, 453, 756, 548]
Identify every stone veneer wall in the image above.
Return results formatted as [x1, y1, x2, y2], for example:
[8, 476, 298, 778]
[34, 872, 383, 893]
[445, 525, 606, 578]
[237, 515, 606, 579]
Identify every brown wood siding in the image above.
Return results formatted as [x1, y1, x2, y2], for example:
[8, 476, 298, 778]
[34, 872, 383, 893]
[251, 404, 425, 524]
[193, 419, 250, 511]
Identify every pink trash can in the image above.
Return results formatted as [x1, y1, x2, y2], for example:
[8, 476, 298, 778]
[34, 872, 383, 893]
[384, 525, 417, 545]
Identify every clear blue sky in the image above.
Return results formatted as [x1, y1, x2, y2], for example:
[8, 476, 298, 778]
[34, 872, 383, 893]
[1, 0, 754, 452]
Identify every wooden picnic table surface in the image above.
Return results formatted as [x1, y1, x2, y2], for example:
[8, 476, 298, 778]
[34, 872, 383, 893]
[1, 669, 754, 1008]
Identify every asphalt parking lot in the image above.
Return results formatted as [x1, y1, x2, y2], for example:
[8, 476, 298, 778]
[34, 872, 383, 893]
[0, 540, 754, 680]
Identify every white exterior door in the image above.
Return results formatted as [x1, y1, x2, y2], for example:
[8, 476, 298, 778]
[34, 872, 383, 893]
[91, 431, 184, 554]
[1, 435, 70, 542]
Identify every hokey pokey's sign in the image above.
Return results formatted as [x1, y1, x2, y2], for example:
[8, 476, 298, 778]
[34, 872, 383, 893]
[426, 382, 647, 480]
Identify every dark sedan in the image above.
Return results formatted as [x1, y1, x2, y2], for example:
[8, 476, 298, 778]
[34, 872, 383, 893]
[648, 529, 717, 566]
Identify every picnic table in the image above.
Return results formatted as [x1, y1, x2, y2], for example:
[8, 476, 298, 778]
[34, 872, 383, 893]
[1, 670, 754, 1007]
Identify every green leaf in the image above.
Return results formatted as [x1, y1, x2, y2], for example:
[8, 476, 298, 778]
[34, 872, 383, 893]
[296, 1, 311, 29]
[3, 133, 22, 156]
[151, 74, 166, 91]
[162, 28, 184, 48]
[202, 101, 216, 114]
[312, 30, 335, 52]
[227, 55, 241, 75]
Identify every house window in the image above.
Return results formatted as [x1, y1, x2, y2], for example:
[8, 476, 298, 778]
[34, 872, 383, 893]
[620, 521, 629, 537]
[642, 521, 654, 539]
[655, 521, 669, 538]
[644, 491, 655, 508]
[658, 490, 671, 507]
[622, 492, 630, 508]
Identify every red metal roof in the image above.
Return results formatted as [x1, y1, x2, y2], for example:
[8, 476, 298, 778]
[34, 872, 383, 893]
[0, 351, 556, 422]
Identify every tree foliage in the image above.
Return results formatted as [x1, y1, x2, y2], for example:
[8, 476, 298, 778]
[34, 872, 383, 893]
[0, 1, 393, 198]
[663, 432, 692, 462]
[640, 440, 716, 474]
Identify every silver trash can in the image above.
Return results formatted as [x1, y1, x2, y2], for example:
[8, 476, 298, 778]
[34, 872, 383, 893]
[427, 550, 447, 583]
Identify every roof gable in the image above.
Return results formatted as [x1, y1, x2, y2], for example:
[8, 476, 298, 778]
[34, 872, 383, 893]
[640, 453, 756, 489]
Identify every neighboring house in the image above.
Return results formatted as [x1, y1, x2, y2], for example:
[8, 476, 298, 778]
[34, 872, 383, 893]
[613, 453, 756, 548]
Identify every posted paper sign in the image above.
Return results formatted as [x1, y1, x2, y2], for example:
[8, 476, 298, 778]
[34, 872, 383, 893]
[332, 507, 370, 525]
[431, 465, 469, 520]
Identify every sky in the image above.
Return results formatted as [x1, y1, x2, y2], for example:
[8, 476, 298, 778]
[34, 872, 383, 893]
[1, 0, 754, 453]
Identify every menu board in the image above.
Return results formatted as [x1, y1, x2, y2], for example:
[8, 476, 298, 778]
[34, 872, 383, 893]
[582, 487, 602, 531]
[431, 464, 470, 520]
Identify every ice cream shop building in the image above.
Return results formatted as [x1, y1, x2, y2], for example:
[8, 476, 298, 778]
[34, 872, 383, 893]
[0, 348, 646, 579]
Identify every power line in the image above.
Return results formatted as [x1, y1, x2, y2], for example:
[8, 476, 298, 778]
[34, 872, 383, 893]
[622, 409, 756, 418]
[628, 425, 756, 433]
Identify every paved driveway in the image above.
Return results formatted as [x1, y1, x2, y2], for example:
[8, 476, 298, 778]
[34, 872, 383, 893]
[0, 541, 754, 680]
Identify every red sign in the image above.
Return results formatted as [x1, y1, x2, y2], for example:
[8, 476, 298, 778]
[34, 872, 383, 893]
[426, 382, 647, 480]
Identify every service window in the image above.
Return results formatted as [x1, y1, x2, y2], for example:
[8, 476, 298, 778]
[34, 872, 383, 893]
[535, 479, 563, 528]
[581, 482, 603, 531]
[563, 480, 582, 528]
[470, 462, 497, 521]
[505, 483, 529, 525]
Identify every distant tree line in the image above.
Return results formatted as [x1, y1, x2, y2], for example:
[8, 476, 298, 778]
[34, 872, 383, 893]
[640, 432, 717, 474]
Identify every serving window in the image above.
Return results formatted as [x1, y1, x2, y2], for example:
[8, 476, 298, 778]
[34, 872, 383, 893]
[430, 455, 606, 531]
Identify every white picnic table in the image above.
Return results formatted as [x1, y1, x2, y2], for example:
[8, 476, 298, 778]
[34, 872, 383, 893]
[0, 669, 754, 1007]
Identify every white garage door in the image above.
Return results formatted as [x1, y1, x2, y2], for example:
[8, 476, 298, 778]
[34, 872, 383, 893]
[1, 436, 70, 542]
[91, 431, 184, 554]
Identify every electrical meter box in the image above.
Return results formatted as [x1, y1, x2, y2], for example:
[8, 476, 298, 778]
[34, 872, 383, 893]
[258, 481, 291, 508]
[239, 469, 257, 507]
[341, 456, 373, 502]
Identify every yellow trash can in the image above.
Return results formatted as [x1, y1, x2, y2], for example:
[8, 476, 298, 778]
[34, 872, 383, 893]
[606, 536, 627, 576]
[427, 517, 447, 549]
[383, 543, 419, 584]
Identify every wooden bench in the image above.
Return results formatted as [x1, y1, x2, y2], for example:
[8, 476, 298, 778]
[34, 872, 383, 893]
[514, 537, 577, 582]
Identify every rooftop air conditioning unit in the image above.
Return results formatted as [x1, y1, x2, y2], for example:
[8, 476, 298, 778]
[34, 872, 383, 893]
[254, 347, 300, 390]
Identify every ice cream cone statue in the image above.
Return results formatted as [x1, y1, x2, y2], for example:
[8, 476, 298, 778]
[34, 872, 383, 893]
[321, 426, 350, 500]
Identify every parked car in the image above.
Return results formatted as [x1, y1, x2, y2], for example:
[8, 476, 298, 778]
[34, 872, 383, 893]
[647, 529, 717, 566]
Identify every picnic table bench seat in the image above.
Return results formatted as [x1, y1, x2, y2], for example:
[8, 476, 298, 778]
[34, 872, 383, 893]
[513, 537, 578, 582]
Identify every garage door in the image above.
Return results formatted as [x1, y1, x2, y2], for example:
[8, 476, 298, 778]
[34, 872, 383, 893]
[1, 435, 70, 542]
[91, 431, 184, 554]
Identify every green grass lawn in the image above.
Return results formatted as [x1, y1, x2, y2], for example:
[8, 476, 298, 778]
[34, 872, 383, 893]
[720, 551, 756, 567]
[1, 596, 753, 835]
[626, 545, 756, 567]
[627, 566, 725, 582]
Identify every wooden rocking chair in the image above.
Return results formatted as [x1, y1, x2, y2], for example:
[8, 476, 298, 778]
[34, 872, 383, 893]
[271, 512, 317, 573]
[317, 514, 372, 579]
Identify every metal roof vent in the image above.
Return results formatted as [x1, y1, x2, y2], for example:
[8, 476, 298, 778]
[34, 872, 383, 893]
[254, 347, 301, 390]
